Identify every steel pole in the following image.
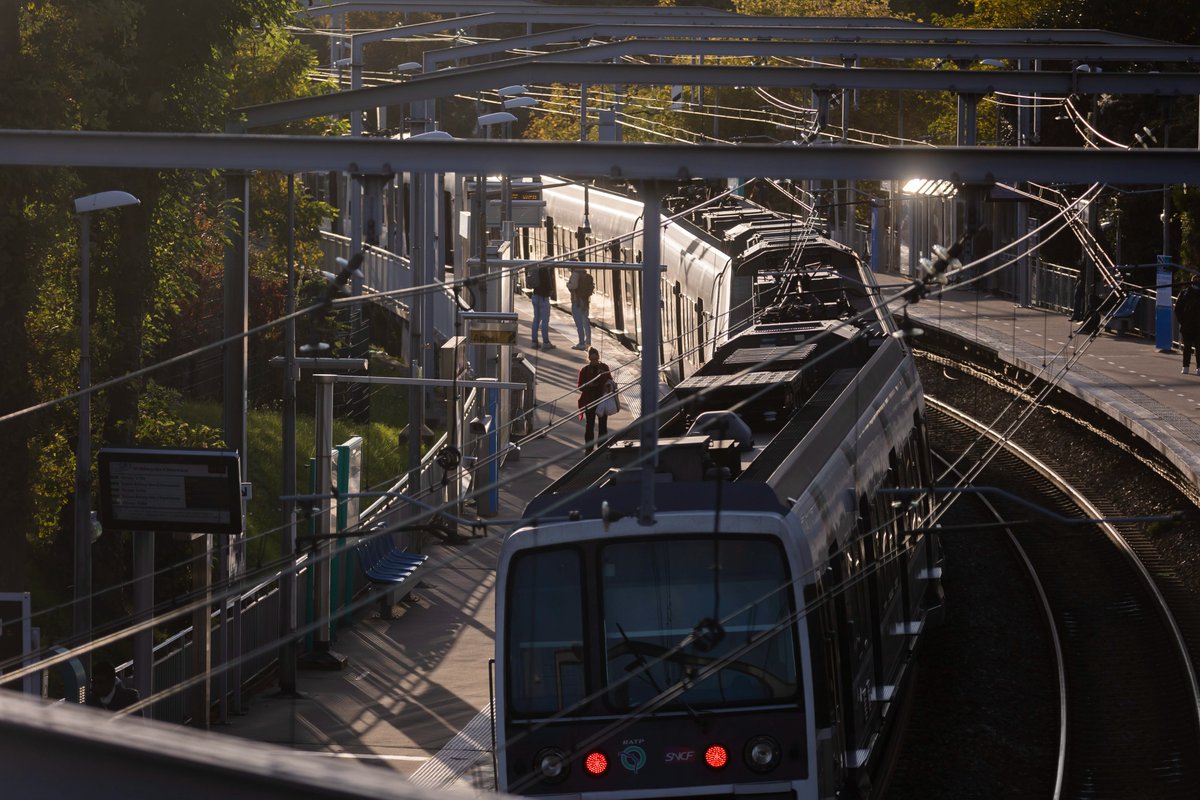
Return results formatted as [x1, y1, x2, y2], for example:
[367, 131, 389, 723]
[315, 375, 334, 652]
[73, 212, 92, 671]
[638, 182, 662, 526]
[132, 533, 153, 716]
[280, 175, 298, 694]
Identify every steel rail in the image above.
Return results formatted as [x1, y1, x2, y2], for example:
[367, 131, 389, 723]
[929, 396, 1200, 759]
[927, 408, 1068, 800]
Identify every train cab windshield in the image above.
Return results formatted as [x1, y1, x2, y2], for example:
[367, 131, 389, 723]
[506, 537, 800, 720]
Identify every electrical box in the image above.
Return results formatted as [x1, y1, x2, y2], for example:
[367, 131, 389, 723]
[439, 335, 467, 380]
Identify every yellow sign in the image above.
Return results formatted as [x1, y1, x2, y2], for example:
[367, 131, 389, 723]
[469, 323, 518, 345]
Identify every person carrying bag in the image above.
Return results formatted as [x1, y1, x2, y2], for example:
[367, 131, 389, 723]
[577, 347, 614, 454]
[596, 378, 620, 418]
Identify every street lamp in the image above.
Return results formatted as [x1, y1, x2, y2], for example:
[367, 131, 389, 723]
[502, 96, 538, 111]
[477, 110, 517, 129]
[73, 190, 140, 663]
[477, 111, 518, 246]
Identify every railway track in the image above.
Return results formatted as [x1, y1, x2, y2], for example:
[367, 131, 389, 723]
[913, 397, 1200, 798]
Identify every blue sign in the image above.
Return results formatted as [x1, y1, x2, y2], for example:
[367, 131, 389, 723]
[1156, 255, 1174, 352]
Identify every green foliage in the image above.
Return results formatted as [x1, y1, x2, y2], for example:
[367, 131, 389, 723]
[1177, 187, 1200, 270]
[230, 26, 342, 134]
[936, 0, 1060, 27]
[29, 429, 75, 545]
[135, 382, 225, 448]
[734, 0, 893, 16]
[178, 381, 407, 571]
[1, 1, 335, 613]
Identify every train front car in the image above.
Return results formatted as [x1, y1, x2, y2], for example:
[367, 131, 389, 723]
[497, 501, 806, 799]
[496, 217, 942, 800]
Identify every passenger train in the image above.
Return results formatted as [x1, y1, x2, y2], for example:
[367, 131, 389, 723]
[494, 192, 944, 800]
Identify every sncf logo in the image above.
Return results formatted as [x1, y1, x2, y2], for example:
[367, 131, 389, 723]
[664, 747, 697, 764]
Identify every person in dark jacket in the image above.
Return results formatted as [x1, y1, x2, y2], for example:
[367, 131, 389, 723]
[86, 660, 142, 715]
[577, 347, 613, 454]
[1176, 274, 1200, 375]
[567, 266, 594, 350]
[530, 266, 555, 350]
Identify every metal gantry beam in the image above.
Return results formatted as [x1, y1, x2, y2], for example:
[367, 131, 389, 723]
[298, 5, 1158, 46]
[5, 129, 1199, 185]
[299, 2, 741, 21]
[476, 34, 1200, 68]
[236, 62, 1200, 131]
[419, 24, 1200, 71]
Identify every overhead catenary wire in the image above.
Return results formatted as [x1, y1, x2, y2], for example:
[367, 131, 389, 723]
[3, 127, 1121, 750]
[4, 211, 1095, 737]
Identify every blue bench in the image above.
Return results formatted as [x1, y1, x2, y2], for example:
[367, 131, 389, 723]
[1103, 294, 1141, 335]
[355, 531, 428, 618]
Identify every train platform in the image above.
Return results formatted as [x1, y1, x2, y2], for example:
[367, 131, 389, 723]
[880, 274, 1200, 492]
[220, 293, 638, 793]
[216, 271, 1200, 795]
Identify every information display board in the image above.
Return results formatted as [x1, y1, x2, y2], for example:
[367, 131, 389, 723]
[98, 448, 243, 535]
[468, 321, 518, 345]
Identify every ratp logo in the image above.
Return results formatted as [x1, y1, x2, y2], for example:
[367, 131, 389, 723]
[619, 745, 647, 774]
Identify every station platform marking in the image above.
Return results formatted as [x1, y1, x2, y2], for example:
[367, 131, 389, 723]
[408, 702, 493, 789]
[311, 752, 431, 762]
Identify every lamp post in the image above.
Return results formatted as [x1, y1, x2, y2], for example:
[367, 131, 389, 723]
[500, 95, 540, 243]
[475, 111, 518, 381]
[73, 190, 140, 666]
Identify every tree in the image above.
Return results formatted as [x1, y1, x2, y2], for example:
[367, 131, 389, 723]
[734, 0, 892, 16]
[0, 1, 325, 636]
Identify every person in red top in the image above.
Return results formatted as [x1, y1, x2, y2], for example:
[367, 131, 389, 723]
[577, 347, 613, 454]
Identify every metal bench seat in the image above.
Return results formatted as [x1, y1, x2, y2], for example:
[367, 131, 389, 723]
[355, 532, 429, 616]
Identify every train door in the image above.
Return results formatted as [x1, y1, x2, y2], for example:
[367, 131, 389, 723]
[891, 445, 920, 652]
[830, 537, 876, 789]
[626, 258, 641, 348]
[696, 298, 707, 364]
[806, 573, 849, 798]
[899, 422, 943, 631]
[542, 215, 555, 258]
[671, 281, 685, 384]
[609, 241, 625, 333]
[864, 469, 909, 704]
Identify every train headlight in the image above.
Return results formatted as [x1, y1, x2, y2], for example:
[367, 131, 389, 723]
[535, 748, 569, 783]
[703, 744, 729, 769]
[744, 736, 782, 773]
[584, 751, 609, 776]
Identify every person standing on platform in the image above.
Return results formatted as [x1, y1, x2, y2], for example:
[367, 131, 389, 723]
[1176, 274, 1200, 375]
[577, 347, 613, 454]
[567, 267, 594, 350]
[530, 265, 555, 350]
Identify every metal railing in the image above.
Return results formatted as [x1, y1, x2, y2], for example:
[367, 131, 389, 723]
[99, 232, 489, 721]
[114, 398, 478, 723]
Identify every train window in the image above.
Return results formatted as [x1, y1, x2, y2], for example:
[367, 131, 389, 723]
[599, 537, 799, 710]
[507, 548, 587, 716]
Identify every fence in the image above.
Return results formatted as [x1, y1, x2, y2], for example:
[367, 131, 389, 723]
[101, 234, 489, 723]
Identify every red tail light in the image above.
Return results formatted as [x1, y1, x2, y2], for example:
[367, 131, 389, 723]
[704, 744, 729, 769]
[584, 751, 609, 775]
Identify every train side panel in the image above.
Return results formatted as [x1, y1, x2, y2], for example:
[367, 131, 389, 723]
[533, 181, 743, 383]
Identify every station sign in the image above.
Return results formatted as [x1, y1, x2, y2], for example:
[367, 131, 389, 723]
[97, 448, 243, 535]
[468, 321, 518, 345]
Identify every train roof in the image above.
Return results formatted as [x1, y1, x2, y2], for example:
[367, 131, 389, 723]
[525, 314, 909, 522]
